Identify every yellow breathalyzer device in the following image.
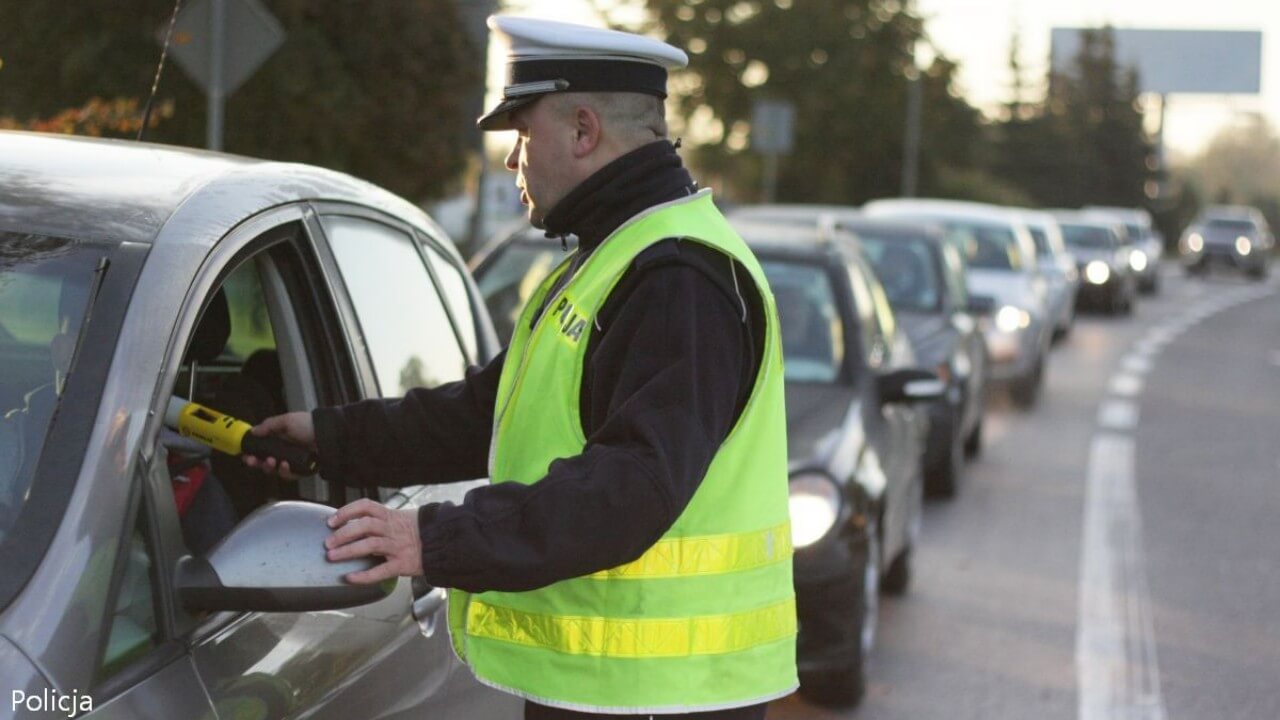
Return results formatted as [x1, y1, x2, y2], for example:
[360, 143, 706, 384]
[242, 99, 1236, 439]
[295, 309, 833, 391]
[164, 397, 318, 475]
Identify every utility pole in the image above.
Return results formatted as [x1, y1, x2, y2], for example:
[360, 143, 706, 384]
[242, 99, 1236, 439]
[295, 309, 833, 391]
[901, 68, 922, 198]
[459, 0, 498, 257]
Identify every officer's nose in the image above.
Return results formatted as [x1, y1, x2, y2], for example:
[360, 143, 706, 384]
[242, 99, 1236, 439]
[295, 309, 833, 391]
[505, 138, 521, 172]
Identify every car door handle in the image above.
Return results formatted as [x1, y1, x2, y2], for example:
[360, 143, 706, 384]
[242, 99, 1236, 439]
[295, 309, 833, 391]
[411, 585, 446, 622]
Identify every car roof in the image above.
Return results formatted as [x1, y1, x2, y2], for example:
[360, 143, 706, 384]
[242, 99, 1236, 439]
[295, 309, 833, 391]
[1052, 211, 1120, 231]
[0, 130, 434, 246]
[726, 203, 862, 224]
[862, 197, 1023, 227]
[473, 217, 855, 265]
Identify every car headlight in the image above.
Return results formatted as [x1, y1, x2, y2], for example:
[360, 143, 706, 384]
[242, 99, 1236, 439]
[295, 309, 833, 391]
[994, 304, 1031, 334]
[1236, 236, 1252, 256]
[1186, 233, 1204, 253]
[1085, 260, 1111, 285]
[788, 472, 841, 548]
[1129, 249, 1148, 272]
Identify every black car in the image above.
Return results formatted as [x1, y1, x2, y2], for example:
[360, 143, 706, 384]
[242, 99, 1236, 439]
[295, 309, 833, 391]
[471, 222, 940, 708]
[837, 217, 989, 498]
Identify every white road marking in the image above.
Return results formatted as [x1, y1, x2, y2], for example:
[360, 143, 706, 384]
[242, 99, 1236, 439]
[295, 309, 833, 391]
[1109, 374, 1144, 397]
[1097, 400, 1139, 431]
[1078, 432, 1167, 720]
[1121, 355, 1153, 375]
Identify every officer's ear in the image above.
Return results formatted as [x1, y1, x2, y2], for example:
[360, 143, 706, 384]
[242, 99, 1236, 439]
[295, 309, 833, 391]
[570, 105, 603, 158]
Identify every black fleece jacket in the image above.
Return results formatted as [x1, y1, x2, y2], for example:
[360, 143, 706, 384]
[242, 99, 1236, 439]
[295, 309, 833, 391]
[311, 140, 764, 592]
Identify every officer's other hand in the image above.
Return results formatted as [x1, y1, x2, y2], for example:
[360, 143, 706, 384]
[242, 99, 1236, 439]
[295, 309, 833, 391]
[241, 411, 315, 479]
[324, 499, 424, 584]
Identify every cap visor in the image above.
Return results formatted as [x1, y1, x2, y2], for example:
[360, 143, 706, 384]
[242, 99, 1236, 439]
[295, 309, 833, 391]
[477, 96, 540, 131]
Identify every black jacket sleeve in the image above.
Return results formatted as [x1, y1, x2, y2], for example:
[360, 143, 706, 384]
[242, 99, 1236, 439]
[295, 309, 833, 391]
[310, 348, 505, 488]
[416, 257, 756, 593]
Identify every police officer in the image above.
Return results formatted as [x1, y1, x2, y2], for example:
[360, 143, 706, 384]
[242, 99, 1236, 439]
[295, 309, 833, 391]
[246, 17, 797, 719]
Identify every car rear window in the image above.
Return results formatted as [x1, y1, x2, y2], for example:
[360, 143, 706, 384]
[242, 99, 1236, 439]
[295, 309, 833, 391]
[0, 233, 104, 544]
[945, 222, 1023, 271]
[1061, 224, 1116, 250]
[1205, 219, 1255, 234]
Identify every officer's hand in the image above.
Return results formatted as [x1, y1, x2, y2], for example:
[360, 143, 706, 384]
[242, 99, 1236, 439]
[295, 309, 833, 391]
[241, 411, 315, 479]
[324, 499, 423, 584]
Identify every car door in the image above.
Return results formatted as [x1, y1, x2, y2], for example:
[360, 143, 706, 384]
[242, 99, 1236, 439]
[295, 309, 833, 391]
[940, 241, 985, 432]
[80, 465, 216, 720]
[123, 210, 460, 719]
[312, 207, 519, 717]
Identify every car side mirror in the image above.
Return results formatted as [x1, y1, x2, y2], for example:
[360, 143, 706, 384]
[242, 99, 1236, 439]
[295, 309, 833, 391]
[176, 501, 393, 612]
[966, 295, 996, 315]
[878, 368, 945, 405]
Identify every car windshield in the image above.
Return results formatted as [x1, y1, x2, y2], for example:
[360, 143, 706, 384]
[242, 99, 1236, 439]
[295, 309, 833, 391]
[761, 259, 845, 383]
[944, 222, 1023, 271]
[1205, 218, 1255, 234]
[1061, 224, 1116, 249]
[858, 235, 942, 313]
[474, 241, 569, 343]
[0, 234, 103, 544]
[1027, 227, 1051, 255]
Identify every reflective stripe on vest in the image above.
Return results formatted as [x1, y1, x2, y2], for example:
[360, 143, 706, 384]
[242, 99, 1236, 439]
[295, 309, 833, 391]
[587, 521, 792, 580]
[467, 598, 797, 659]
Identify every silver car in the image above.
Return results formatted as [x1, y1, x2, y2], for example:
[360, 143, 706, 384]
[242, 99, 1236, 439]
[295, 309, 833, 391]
[863, 199, 1052, 408]
[1179, 205, 1273, 280]
[1018, 210, 1079, 341]
[1053, 212, 1138, 316]
[0, 132, 519, 719]
[1083, 206, 1164, 293]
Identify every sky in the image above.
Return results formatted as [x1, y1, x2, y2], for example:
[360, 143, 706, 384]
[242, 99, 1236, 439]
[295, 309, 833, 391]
[492, 0, 1278, 160]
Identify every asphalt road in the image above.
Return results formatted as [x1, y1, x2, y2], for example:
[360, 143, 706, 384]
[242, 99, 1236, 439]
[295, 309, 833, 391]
[770, 264, 1280, 720]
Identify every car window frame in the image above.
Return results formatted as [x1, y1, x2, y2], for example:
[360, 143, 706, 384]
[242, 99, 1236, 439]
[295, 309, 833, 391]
[90, 464, 187, 700]
[310, 202, 480, 370]
[134, 205, 366, 647]
[307, 202, 486, 502]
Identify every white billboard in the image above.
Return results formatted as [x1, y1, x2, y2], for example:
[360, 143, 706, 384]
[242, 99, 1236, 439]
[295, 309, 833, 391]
[1051, 28, 1262, 95]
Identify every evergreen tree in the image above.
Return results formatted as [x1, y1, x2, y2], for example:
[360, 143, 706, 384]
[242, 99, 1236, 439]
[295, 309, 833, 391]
[605, 0, 986, 204]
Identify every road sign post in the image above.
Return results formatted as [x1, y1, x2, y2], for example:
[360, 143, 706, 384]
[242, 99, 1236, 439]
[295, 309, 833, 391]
[752, 99, 795, 204]
[163, 0, 284, 150]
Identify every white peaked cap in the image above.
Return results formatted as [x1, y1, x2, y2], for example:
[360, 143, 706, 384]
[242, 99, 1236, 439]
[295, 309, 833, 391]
[478, 16, 689, 131]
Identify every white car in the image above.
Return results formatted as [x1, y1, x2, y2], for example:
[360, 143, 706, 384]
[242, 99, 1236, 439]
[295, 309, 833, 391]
[1017, 209, 1079, 341]
[863, 199, 1051, 408]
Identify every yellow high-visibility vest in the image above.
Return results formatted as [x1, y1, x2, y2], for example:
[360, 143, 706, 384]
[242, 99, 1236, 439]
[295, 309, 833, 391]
[448, 190, 796, 714]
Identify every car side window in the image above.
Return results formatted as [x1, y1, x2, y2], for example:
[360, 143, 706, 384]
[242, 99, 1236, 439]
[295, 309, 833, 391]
[324, 216, 468, 395]
[421, 240, 478, 363]
[941, 243, 969, 310]
[96, 493, 161, 684]
[845, 262, 886, 369]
